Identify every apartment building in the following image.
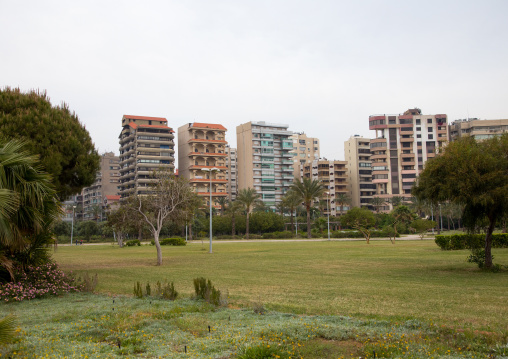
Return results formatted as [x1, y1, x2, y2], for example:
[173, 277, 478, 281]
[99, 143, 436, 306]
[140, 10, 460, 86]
[289, 133, 320, 180]
[449, 118, 508, 141]
[225, 146, 238, 201]
[177, 123, 229, 208]
[236, 121, 294, 209]
[118, 115, 175, 198]
[82, 152, 120, 221]
[303, 159, 348, 216]
[369, 108, 448, 205]
[344, 136, 375, 209]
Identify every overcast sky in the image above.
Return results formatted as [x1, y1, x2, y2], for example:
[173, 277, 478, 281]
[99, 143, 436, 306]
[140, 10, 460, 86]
[1, 0, 507, 163]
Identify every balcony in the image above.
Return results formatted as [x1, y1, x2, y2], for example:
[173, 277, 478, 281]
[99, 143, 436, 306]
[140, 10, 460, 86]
[189, 152, 227, 157]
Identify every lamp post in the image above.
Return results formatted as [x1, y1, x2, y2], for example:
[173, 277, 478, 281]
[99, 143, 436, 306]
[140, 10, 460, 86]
[295, 209, 298, 237]
[71, 205, 76, 245]
[438, 203, 443, 234]
[327, 194, 331, 241]
[202, 167, 219, 253]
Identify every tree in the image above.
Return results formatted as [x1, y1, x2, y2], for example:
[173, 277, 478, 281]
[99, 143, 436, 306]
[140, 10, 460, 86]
[390, 205, 417, 240]
[225, 200, 243, 238]
[411, 219, 437, 240]
[370, 197, 386, 213]
[282, 190, 302, 233]
[136, 170, 198, 265]
[216, 197, 228, 216]
[0, 139, 61, 280]
[236, 188, 261, 239]
[0, 315, 16, 344]
[290, 178, 325, 238]
[335, 193, 351, 216]
[413, 134, 508, 269]
[341, 207, 376, 244]
[0, 87, 100, 200]
[388, 196, 405, 208]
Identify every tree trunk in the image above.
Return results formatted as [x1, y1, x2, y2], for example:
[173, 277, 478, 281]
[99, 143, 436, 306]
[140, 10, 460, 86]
[245, 212, 250, 240]
[232, 215, 236, 238]
[138, 227, 143, 241]
[484, 213, 496, 269]
[154, 232, 163, 266]
[306, 204, 311, 239]
[290, 211, 294, 233]
[189, 223, 193, 241]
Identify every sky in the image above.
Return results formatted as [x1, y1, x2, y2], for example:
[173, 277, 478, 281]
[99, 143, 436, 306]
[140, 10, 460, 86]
[1, 0, 507, 163]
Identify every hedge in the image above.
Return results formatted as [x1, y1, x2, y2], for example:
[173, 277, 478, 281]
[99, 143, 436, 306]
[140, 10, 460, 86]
[150, 237, 186, 246]
[435, 233, 508, 250]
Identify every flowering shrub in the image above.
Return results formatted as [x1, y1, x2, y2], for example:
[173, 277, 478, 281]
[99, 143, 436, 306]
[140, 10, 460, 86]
[0, 263, 82, 302]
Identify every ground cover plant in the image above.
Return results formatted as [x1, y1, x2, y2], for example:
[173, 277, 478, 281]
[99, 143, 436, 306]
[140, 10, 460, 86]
[1, 293, 508, 358]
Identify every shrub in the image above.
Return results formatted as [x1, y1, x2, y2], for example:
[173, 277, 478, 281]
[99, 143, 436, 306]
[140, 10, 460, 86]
[0, 263, 82, 302]
[193, 277, 224, 307]
[78, 273, 98, 293]
[261, 231, 294, 239]
[160, 237, 186, 246]
[125, 239, 141, 247]
[154, 281, 178, 300]
[435, 234, 508, 250]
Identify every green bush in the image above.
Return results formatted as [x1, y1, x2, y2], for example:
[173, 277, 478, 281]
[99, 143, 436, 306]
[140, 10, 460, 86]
[193, 277, 224, 307]
[160, 237, 186, 246]
[125, 239, 141, 247]
[435, 233, 508, 250]
[261, 231, 294, 239]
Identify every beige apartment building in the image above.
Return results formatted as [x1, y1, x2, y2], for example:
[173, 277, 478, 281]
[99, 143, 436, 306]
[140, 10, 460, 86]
[303, 159, 348, 216]
[82, 152, 120, 221]
[369, 108, 448, 206]
[344, 136, 375, 209]
[289, 132, 320, 180]
[449, 118, 508, 141]
[236, 121, 294, 209]
[118, 115, 175, 198]
[225, 146, 238, 201]
[177, 123, 229, 208]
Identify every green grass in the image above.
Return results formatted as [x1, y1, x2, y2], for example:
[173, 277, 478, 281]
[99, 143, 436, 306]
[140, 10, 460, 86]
[52, 240, 508, 333]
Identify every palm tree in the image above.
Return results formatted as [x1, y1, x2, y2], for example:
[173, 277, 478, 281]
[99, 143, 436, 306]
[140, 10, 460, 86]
[225, 200, 243, 238]
[282, 190, 302, 233]
[216, 197, 228, 216]
[389, 196, 404, 208]
[0, 139, 60, 278]
[335, 193, 351, 216]
[370, 196, 386, 213]
[0, 315, 16, 344]
[290, 178, 325, 238]
[236, 188, 261, 239]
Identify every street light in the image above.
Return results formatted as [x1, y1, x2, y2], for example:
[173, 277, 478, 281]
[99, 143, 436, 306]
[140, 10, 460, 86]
[325, 192, 331, 241]
[438, 203, 443, 234]
[71, 205, 76, 245]
[202, 167, 220, 253]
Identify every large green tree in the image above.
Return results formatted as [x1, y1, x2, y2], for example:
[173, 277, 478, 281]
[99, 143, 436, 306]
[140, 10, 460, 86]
[0, 87, 100, 200]
[340, 207, 376, 244]
[413, 134, 508, 269]
[0, 139, 61, 280]
[290, 178, 325, 238]
[236, 188, 261, 240]
[282, 190, 302, 233]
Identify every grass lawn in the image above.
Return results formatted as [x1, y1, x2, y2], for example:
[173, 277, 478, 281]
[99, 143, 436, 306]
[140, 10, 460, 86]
[53, 239, 508, 333]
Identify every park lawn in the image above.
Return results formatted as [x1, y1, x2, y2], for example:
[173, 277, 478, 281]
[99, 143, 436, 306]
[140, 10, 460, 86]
[54, 240, 508, 333]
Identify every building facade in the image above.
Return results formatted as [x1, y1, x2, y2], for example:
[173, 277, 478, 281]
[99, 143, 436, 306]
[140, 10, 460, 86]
[289, 133, 320, 180]
[177, 123, 229, 208]
[225, 146, 238, 201]
[236, 121, 294, 209]
[303, 159, 348, 216]
[118, 115, 175, 198]
[449, 118, 508, 141]
[344, 136, 375, 209]
[369, 108, 448, 206]
[82, 152, 120, 221]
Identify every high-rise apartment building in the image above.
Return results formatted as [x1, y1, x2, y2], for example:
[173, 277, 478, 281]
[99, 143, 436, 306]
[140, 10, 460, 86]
[449, 118, 508, 141]
[344, 136, 375, 209]
[236, 121, 294, 209]
[289, 133, 320, 180]
[369, 108, 448, 204]
[82, 152, 120, 221]
[177, 123, 229, 208]
[225, 146, 238, 201]
[303, 159, 348, 216]
[118, 115, 175, 198]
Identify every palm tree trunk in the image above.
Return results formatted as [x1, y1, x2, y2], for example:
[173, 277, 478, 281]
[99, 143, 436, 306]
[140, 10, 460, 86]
[232, 214, 236, 238]
[306, 204, 311, 239]
[246, 212, 250, 240]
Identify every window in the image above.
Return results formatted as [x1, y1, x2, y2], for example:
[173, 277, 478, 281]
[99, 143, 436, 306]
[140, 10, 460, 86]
[428, 127, 433, 132]
[416, 127, 421, 131]
[417, 134, 421, 138]
[428, 134, 434, 140]
[299, 140, 306, 145]
[427, 118, 433, 123]
[416, 119, 421, 125]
